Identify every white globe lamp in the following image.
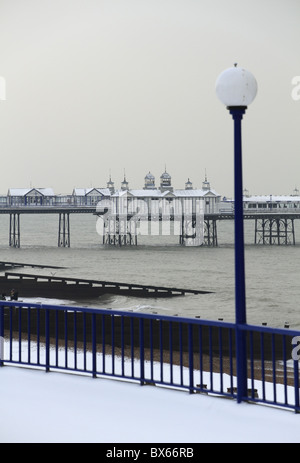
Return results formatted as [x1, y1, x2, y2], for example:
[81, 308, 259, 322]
[216, 64, 257, 108]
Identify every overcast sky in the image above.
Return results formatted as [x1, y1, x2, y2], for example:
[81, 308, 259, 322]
[0, 0, 299, 196]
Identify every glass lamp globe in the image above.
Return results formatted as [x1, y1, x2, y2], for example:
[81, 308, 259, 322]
[216, 65, 257, 107]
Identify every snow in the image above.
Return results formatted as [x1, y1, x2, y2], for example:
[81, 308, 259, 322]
[1, 356, 300, 443]
[244, 195, 300, 202]
[112, 189, 220, 198]
[7, 188, 55, 197]
[19, 297, 76, 305]
[72, 188, 111, 197]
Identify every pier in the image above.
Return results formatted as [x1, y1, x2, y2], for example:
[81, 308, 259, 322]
[0, 206, 96, 248]
[204, 211, 300, 246]
[98, 210, 300, 247]
[0, 205, 300, 247]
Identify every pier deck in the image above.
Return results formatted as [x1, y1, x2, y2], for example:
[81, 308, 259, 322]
[1, 205, 300, 246]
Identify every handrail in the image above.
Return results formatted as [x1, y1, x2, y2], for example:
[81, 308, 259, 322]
[0, 301, 299, 412]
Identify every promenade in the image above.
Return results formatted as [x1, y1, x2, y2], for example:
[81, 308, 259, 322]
[1, 360, 299, 443]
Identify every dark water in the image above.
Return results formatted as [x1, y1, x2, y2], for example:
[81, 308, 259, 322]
[0, 213, 299, 329]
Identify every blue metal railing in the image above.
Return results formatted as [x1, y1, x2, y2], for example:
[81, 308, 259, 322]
[0, 301, 299, 412]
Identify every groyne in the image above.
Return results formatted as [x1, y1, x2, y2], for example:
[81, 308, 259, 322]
[0, 271, 212, 300]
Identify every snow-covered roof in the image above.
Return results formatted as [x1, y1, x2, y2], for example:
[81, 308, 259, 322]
[8, 188, 55, 197]
[112, 189, 162, 198]
[145, 172, 155, 180]
[244, 195, 300, 202]
[160, 171, 171, 179]
[73, 188, 111, 197]
[111, 188, 221, 198]
[173, 189, 221, 198]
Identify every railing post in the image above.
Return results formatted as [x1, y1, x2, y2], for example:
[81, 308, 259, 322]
[188, 324, 194, 393]
[0, 303, 4, 367]
[92, 313, 97, 378]
[139, 319, 145, 385]
[294, 359, 300, 412]
[236, 325, 248, 402]
[45, 309, 50, 372]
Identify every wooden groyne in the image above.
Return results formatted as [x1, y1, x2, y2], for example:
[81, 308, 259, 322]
[0, 261, 66, 271]
[0, 272, 213, 299]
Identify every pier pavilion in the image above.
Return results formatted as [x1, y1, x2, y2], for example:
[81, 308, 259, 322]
[98, 186, 221, 246]
[7, 188, 56, 206]
[72, 188, 111, 206]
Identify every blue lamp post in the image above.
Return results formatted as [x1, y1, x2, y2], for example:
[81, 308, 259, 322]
[216, 64, 258, 402]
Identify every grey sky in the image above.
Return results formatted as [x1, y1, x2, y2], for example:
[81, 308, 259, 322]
[0, 0, 299, 197]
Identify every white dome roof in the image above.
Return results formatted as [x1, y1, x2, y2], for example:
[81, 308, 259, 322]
[160, 171, 171, 179]
[145, 171, 155, 180]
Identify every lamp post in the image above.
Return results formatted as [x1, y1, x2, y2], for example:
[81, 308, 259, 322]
[216, 64, 257, 402]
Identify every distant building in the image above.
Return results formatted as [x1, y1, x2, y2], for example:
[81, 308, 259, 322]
[72, 188, 111, 206]
[7, 188, 55, 206]
[111, 175, 221, 214]
[3, 172, 221, 213]
[242, 194, 300, 210]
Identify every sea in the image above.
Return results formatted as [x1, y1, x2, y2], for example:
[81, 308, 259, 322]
[0, 212, 299, 330]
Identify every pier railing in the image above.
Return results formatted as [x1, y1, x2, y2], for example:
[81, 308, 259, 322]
[0, 301, 299, 412]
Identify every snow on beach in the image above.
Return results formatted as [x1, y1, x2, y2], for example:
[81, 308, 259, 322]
[1, 340, 300, 443]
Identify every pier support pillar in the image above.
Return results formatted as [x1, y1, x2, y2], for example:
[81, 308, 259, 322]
[255, 217, 295, 245]
[179, 215, 204, 246]
[58, 213, 70, 247]
[103, 215, 137, 246]
[9, 213, 20, 248]
[204, 218, 218, 246]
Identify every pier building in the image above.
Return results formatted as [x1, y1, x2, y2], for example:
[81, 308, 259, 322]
[243, 194, 300, 210]
[99, 177, 221, 246]
[72, 188, 111, 206]
[7, 188, 55, 206]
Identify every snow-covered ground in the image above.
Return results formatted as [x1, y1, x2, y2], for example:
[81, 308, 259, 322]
[1, 305, 300, 443]
[1, 357, 300, 443]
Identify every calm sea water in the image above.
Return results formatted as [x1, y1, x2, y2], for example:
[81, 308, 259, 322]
[0, 213, 299, 329]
